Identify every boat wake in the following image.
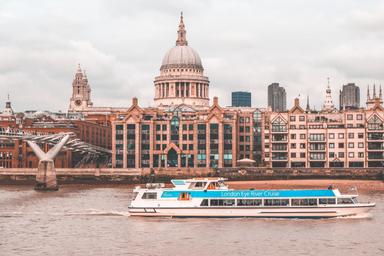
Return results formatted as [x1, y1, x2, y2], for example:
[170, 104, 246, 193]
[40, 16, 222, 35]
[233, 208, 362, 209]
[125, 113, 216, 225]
[63, 209, 130, 217]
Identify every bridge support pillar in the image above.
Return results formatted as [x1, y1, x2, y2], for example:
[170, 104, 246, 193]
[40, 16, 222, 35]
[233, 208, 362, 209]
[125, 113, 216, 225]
[35, 160, 58, 191]
[27, 135, 70, 191]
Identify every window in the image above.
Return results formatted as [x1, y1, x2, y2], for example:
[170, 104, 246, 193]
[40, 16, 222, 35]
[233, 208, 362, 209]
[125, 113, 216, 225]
[291, 153, 296, 158]
[348, 142, 354, 148]
[337, 198, 354, 204]
[291, 143, 296, 149]
[264, 199, 289, 206]
[156, 124, 161, 131]
[348, 133, 354, 139]
[300, 143, 306, 149]
[338, 143, 344, 148]
[347, 114, 353, 120]
[290, 116, 296, 121]
[338, 133, 344, 139]
[300, 134, 306, 139]
[329, 143, 335, 148]
[237, 199, 262, 206]
[300, 153, 306, 158]
[291, 199, 317, 206]
[358, 133, 364, 139]
[319, 198, 336, 204]
[339, 152, 344, 158]
[358, 152, 364, 158]
[162, 124, 167, 130]
[291, 134, 296, 139]
[329, 152, 335, 158]
[348, 152, 354, 158]
[358, 142, 364, 148]
[357, 114, 363, 120]
[200, 199, 209, 206]
[309, 134, 325, 141]
[329, 133, 335, 139]
[210, 199, 236, 206]
[142, 192, 157, 199]
[299, 116, 305, 121]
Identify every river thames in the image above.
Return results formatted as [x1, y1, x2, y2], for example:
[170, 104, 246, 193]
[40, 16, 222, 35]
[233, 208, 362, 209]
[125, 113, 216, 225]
[0, 185, 383, 256]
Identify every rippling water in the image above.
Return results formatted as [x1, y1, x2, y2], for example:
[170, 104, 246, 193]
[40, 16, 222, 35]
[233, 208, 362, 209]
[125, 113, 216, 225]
[0, 185, 383, 256]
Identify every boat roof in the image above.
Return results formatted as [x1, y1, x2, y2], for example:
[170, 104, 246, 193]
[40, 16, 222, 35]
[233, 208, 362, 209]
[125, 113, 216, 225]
[171, 177, 226, 186]
[161, 189, 337, 198]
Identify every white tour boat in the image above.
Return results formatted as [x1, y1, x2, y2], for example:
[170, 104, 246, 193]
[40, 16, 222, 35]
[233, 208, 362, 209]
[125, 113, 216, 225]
[128, 178, 375, 218]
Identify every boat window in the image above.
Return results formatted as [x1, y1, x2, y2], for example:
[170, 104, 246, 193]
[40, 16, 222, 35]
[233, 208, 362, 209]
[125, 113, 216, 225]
[200, 199, 209, 206]
[178, 192, 191, 201]
[319, 198, 336, 205]
[264, 199, 290, 206]
[291, 199, 317, 206]
[142, 192, 157, 199]
[210, 199, 235, 206]
[207, 182, 218, 190]
[337, 198, 354, 204]
[237, 199, 262, 206]
[189, 182, 207, 189]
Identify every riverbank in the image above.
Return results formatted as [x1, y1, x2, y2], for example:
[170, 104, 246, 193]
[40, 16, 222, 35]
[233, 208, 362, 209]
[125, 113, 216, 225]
[228, 179, 384, 193]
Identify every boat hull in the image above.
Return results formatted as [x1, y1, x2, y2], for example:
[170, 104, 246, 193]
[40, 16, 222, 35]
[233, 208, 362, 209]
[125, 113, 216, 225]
[129, 204, 375, 218]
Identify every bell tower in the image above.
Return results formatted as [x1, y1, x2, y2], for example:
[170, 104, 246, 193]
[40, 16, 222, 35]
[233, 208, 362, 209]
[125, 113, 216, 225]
[69, 64, 93, 112]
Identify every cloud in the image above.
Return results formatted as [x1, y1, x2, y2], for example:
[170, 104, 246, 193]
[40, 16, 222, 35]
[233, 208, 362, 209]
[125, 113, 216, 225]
[0, 0, 383, 112]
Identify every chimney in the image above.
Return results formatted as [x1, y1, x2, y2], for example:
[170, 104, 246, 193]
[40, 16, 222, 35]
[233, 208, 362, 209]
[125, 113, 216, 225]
[213, 96, 219, 105]
[294, 97, 299, 107]
[132, 97, 138, 106]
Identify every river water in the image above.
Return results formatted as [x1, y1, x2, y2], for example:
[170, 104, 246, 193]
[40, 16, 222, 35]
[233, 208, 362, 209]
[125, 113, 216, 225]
[0, 185, 383, 256]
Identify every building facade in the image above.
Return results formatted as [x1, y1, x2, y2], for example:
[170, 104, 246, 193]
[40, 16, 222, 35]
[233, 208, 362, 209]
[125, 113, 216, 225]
[339, 83, 360, 110]
[232, 91, 251, 107]
[268, 83, 286, 112]
[264, 90, 384, 168]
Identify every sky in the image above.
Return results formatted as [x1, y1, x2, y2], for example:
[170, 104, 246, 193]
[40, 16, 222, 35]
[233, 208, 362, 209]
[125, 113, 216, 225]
[0, 0, 384, 112]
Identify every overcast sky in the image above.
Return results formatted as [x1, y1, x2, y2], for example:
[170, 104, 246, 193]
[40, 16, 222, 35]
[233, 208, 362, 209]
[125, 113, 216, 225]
[1, 0, 384, 112]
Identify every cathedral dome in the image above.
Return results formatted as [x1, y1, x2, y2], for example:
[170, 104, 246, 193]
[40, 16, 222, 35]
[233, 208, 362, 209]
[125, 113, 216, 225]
[161, 45, 202, 70]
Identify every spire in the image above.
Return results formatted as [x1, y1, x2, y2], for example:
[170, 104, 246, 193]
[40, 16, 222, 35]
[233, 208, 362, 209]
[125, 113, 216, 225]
[373, 84, 376, 98]
[322, 77, 335, 112]
[367, 85, 370, 100]
[77, 63, 82, 73]
[176, 12, 188, 46]
[3, 93, 14, 116]
[306, 95, 310, 112]
[380, 85, 382, 99]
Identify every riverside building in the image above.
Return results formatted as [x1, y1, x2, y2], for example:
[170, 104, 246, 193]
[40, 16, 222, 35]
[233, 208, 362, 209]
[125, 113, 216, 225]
[263, 86, 384, 168]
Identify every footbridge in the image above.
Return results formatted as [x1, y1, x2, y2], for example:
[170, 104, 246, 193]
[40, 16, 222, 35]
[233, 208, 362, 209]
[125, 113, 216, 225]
[0, 127, 112, 190]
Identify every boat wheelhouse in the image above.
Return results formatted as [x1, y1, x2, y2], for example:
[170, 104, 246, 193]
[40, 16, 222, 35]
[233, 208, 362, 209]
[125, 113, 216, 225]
[128, 178, 375, 218]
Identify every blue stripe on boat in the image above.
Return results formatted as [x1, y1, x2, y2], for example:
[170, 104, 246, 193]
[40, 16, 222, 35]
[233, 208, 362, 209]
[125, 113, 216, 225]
[161, 190, 335, 198]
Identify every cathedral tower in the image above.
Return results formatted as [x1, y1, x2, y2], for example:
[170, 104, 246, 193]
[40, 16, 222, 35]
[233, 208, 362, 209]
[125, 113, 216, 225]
[69, 64, 93, 112]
